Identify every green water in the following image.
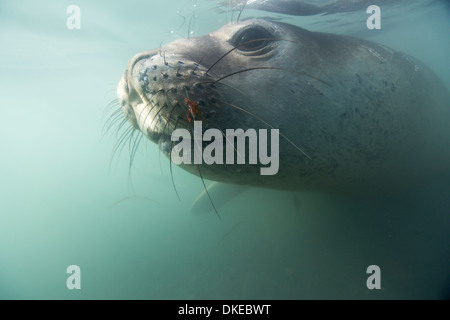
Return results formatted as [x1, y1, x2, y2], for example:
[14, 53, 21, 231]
[0, 0, 449, 299]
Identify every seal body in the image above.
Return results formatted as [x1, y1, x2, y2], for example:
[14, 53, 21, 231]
[117, 19, 450, 192]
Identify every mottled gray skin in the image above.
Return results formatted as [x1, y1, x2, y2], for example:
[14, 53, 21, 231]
[117, 19, 450, 192]
[219, 0, 404, 15]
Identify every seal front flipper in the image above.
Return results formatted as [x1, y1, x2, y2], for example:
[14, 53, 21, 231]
[190, 182, 249, 214]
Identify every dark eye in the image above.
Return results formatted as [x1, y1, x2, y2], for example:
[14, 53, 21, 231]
[233, 27, 273, 52]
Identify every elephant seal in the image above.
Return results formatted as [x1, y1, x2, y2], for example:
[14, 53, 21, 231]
[117, 19, 450, 192]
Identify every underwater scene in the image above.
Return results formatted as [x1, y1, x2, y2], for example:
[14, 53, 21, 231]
[0, 0, 449, 299]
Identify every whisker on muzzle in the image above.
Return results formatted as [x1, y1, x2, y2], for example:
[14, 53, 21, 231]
[216, 98, 312, 160]
[209, 66, 331, 87]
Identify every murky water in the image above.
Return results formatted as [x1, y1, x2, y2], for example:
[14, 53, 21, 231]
[0, 0, 449, 299]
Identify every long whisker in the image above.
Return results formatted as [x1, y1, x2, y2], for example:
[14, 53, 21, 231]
[157, 93, 171, 176]
[188, 13, 194, 41]
[149, 103, 167, 132]
[129, 130, 144, 175]
[115, 117, 131, 137]
[102, 106, 124, 139]
[108, 113, 128, 136]
[127, 130, 144, 192]
[187, 119, 221, 220]
[197, 164, 221, 221]
[105, 106, 124, 124]
[109, 125, 136, 172]
[236, 1, 247, 22]
[175, 10, 186, 32]
[157, 91, 181, 176]
[137, 98, 161, 135]
[102, 99, 121, 120]
[162, 100, 180, 137]
[169, 119, 182, 201]
[125, 129, 139, 191]
[217, 99, 312, 160]
[211, 66, 331, 86]
[112, 125, 135, 159]
[220, 129, 244, 162]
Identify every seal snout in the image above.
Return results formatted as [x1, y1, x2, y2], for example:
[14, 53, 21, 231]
[117, 44, 224, 145]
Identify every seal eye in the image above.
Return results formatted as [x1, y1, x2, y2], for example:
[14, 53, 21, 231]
[233, 27, 273, 52]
